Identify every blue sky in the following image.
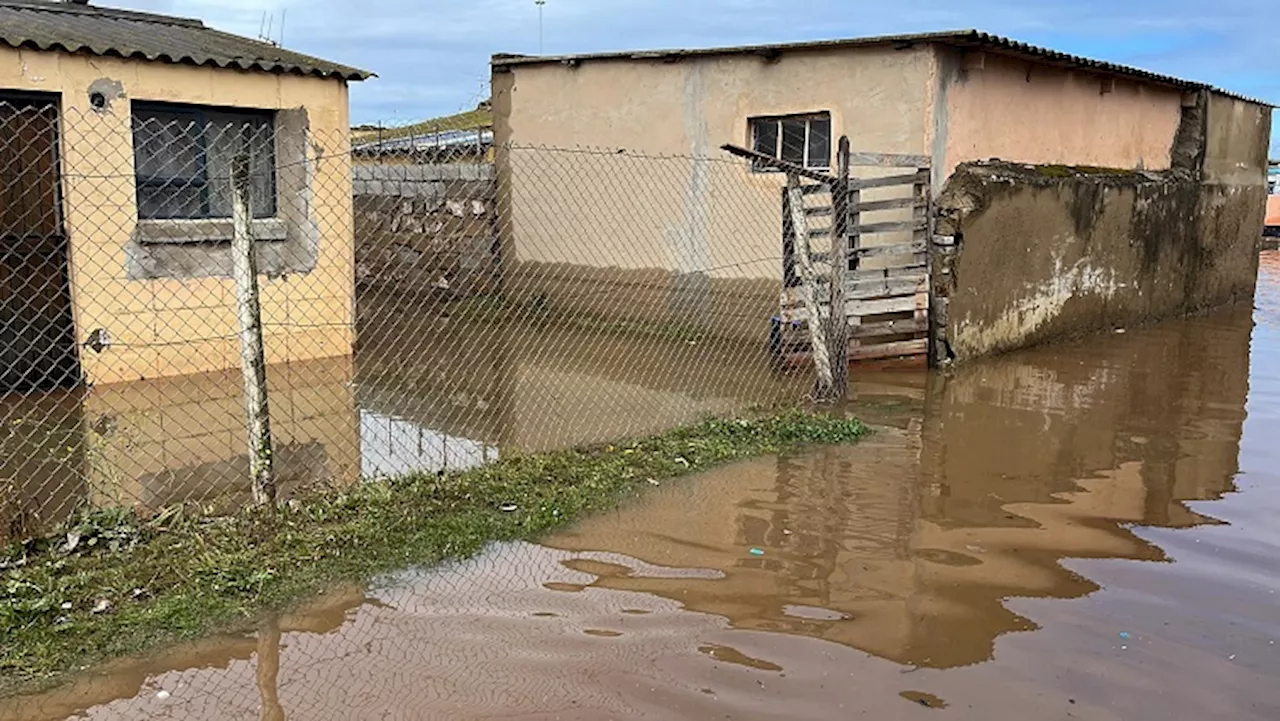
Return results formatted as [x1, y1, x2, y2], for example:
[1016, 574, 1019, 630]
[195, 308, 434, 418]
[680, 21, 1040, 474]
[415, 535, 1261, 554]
[127, 0, 1278, 155]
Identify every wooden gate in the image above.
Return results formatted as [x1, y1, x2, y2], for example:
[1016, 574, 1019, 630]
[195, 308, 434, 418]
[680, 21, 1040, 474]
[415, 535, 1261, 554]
[776, 159, 931, 366]
[723, 138, 935, 399]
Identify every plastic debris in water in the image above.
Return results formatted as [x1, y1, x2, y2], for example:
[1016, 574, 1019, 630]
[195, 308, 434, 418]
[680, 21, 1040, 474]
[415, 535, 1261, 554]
[155, 690, 171, 700]
[1119, 632, 1131, 639]
[749, 548, 765, 556]
[499, 503, 518, 513]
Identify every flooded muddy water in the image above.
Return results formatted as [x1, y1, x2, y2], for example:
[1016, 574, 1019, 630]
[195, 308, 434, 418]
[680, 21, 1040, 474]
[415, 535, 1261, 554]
[3, 251, 1279, 719]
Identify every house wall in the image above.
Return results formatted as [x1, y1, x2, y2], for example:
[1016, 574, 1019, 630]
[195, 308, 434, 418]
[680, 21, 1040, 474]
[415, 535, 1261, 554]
[0, 47, 356, 386]
[493, 45, 934, 341]
[932, 48, 1187, 185]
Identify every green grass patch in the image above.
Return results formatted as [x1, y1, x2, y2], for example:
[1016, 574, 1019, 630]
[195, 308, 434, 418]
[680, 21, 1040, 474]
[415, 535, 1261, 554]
[0, 410, 867, 695]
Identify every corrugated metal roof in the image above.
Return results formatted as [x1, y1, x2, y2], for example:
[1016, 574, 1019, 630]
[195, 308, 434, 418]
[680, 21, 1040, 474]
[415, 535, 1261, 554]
[0, 0, 372, 80]
[493, 29, 1272, 106]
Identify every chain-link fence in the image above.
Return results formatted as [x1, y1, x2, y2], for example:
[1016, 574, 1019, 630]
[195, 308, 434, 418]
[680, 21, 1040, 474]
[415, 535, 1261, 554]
[0, 99, 819, 543]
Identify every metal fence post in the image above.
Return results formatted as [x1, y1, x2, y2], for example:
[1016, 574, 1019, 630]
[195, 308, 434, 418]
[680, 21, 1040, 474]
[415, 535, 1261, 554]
[231, 145, 275, 506]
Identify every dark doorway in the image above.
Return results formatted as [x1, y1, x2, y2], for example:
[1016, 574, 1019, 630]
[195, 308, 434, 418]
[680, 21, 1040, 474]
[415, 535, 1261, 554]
[0, 92, 80, 391]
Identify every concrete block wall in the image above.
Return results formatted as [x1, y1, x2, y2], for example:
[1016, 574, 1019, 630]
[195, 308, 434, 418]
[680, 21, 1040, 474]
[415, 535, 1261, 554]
[353, 163, 499, 298]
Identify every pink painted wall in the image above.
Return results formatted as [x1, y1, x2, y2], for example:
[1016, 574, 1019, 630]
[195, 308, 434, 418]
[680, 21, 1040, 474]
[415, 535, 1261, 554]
[935, 49, 1186, 181]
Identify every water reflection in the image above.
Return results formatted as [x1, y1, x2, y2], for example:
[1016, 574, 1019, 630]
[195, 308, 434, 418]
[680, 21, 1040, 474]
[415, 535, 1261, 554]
[358, 409, 498, 478]
[1, 357, 362, 538]
[1, 256, 1275, 720]
[2, 294, 807, 540]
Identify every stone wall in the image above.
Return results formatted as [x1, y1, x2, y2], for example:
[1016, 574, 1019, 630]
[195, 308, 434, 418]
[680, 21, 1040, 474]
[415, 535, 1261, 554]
[353, 162, 498, 298]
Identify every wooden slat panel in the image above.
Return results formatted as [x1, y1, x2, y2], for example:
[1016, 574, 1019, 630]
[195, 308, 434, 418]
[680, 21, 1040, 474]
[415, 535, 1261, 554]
[799, 263, 927, 281]
[849, 317, 929, 339]
[806, 261, 928, 279]
[779, 311, 931, 338]
[849, 169, 929, 190]
[800, 184, 831, 196]
[848, 294, 927, 316]
[847, 275, 926, 299]
[852, 240, 928, 258]
[814, 221, 928, 240]
[783, 296, 927, 322]
[849, 265, 927, 280]
[853, 219, 929, 235]
[781, 275, 926, 307]
[847, 151, 931, 168]
[848, 338, 929, 360]
[854, 196, 918, 213]
[804, 206, 833, 218]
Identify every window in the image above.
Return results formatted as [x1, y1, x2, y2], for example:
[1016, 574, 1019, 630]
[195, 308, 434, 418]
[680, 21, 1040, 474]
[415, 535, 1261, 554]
[132, 102, 276, 220]
[749, 113, 831, 171]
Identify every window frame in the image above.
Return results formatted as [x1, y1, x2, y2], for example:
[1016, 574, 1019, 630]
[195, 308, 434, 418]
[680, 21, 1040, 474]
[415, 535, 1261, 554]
[748, 112, 832, 172]
[131, 101, 278, 221]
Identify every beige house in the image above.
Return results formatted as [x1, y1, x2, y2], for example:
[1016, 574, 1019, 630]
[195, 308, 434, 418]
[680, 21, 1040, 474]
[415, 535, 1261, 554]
[0, 0, 370, 388]
[491, 31, 1272, 347]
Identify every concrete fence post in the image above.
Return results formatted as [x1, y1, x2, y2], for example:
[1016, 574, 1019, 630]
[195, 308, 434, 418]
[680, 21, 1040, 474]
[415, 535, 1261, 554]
[231, 144, 276, 507]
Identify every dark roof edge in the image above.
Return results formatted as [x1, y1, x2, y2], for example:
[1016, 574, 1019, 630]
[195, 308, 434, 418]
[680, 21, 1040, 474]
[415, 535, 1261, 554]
[0, 36, 374, 81]
[492, 29, 1272, 107]
[198, 25, 375, 81]
[0, 0, 373, 81]
[492, 30, 977, 69]
[0, 0, 203, 27]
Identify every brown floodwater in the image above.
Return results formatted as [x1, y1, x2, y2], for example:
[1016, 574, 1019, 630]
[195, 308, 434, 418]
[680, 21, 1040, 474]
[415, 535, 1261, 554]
[3, 251, 1279, 720]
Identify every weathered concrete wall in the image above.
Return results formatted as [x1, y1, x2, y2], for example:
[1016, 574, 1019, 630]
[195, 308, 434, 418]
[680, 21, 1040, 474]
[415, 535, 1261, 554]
[931, 48, 1187, 184]
[1202, 92, 1271, 185]
[935, 158, 1264, 359]
[353, 163, 498, 298]
[1186, 91, 1272, 301]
